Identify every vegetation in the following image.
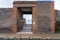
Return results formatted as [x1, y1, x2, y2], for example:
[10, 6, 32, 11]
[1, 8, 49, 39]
[56, 29, 60, 33]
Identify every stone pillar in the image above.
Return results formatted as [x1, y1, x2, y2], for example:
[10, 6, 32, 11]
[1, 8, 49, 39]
[32, 5, 38, 33]
[50, 2, 55, 33]
[12, 5, 18, 33]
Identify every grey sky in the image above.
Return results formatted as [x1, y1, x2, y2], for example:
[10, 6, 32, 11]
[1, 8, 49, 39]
[0, 0, 13, 8]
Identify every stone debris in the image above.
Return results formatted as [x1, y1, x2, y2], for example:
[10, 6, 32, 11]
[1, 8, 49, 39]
[0, 36, 60, 40]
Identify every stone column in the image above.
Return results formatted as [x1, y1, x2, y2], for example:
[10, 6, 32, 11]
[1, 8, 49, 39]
[32, 5, 38, 33]
[50, 2, 55, 33]
[12, 5, 18, 33]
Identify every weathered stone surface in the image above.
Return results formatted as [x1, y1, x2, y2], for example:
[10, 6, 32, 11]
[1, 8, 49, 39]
[0, 8, 12, 19]
[0, 8, 13, 33]
[36, 16, 50, 33]
[36, 2, 52, 33]
[37, 2, 51, 17]
[0, 1, 55, 33]
[0, 36, 60, 40]
[55, 10, 60, 21]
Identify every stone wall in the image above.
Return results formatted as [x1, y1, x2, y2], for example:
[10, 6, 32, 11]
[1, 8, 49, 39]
[56, 10, 60, 21]
[36, 2, 54, 33]
[0, 1, 55, 33]
[0, 8, 13, 33]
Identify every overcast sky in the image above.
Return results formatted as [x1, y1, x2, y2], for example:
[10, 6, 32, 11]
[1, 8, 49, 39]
[0, 0, 60, 10]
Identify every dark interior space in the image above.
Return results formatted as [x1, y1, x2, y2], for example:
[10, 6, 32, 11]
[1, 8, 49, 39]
[17, 7, 32, 14]
[55, 21, 60, 33]
[23, 11, 32, 14]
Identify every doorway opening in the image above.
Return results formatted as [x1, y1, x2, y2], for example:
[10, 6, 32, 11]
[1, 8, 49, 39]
[17, 7, 33, 34]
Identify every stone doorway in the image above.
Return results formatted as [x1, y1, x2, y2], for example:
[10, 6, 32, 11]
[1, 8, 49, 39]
[12, 1, 55, 33]
[16, 7, 33, 34]
[12, 1, 37, 33]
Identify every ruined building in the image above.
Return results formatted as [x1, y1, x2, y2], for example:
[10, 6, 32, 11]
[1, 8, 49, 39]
[0, 1, 60, 34]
